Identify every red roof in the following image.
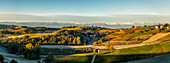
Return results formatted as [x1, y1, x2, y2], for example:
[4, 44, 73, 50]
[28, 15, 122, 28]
[94, 33, 98, 35]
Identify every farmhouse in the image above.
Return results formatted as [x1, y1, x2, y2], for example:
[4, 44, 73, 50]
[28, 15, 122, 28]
[97, 49, 108, 53]
[155, 26, 159, 29]
[160, 25, 166, 28]
[155, 25, 169, 29]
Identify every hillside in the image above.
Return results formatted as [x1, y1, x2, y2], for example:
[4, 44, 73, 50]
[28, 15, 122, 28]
[0, 26, 105, 45]
[142, 32, 170, 43]
[0, 24, 15, 30]
[55, 40, 170, 63]
[0, 24, 169, 63]
[95, 25, 170, 46]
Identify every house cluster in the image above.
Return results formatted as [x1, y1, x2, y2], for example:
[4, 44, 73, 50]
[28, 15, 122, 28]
[97, 49, 108, 53]
[155, 25, 169, 29]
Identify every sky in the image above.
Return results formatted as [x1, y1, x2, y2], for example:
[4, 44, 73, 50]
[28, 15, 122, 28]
[0, 0, 170, 24]
[0, 0, 170, 15]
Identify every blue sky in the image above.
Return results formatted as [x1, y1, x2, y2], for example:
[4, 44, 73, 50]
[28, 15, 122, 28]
[0, 0, 170, 15]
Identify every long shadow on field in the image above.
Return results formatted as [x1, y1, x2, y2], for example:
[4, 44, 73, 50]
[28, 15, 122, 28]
[94, 53, 169, 63]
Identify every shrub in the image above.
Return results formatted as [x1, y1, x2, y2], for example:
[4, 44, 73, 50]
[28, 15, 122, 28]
[10, 59, 18, 63]
[0, 54, 4, 63]
[8, 43, 20, 54]
[43, 52, 54, 63]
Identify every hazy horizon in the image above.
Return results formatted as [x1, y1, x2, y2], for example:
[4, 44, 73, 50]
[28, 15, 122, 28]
[0, 13, 169, 25]
[0, 0, 170, 25]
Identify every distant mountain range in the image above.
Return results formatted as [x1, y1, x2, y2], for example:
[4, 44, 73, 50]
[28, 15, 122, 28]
[0, 21, 159, 29]
[0, 13, 169, 25]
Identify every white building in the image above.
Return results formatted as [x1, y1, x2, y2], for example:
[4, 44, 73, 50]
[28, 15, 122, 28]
[155, 26, 159, 29]
[160, 25, 166, 29]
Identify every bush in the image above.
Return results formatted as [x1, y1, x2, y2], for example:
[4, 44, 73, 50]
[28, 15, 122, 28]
[10, 59, 18, 63]
[23, 44, 41, 60]
[8, 43, 20, 54]
[43, 52, 54, 63]
[0, 54, 4, 63]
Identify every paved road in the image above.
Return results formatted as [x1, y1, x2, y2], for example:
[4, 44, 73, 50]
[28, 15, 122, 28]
[126, 54, 170, 63]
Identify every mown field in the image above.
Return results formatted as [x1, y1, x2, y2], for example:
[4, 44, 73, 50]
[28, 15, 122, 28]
[94, 40, 170, 63]
[55, 53, 94, 63]
[55, 40, 170, 63]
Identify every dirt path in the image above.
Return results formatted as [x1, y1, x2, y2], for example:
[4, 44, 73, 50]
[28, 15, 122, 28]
[91, 53, 96, 63]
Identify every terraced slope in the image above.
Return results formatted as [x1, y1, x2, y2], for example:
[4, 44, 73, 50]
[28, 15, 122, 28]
[142, 32, 170, 43]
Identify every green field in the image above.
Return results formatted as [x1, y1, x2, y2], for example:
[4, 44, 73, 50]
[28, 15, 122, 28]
[55, 55, 93, 63]
[55, 40, 170, 63]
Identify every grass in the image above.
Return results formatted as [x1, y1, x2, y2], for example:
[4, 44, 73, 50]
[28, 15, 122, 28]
[98, 29, 119, 33]
[55, 40, 170, 63]
[69, 53, 94, 56]
[102, 26, 158, 42]
[55, 53, 94, 63]
[142, 33, 170, 43]
[9, 33, 50, 38]
[94, 40, 170, 63]
[55, 54, 93, 63]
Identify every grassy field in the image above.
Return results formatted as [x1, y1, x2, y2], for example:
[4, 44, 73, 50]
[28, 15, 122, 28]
[94, 40, 170, 63]
[55, 40, 170, 63]
[55, 53, 93, 63]
[8, 33, 51, 38]
[103, 26, 159, 41]
[142, 32, 170, 43]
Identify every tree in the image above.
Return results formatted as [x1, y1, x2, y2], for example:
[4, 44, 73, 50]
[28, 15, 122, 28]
[0, 33, 3, 38]
[24, 35, 30, 38]
[98, 39, 103, 43]
[105, 43, 115, 53]
[24, 43, 41, 60]
[34, 44, 41, 59]
[10, 59, 18, 63]
[164, 23, 169, 26]
[41, 36, 45, 41]
[84, 43, 86, 46]
[77, 36, 81, 45]
[38, 40, 42, 44]
[132, 25, 135, 28]
[18, 47, 24, 55]
[43, 40, 48, 44]
[61, 40, 66, 44]
[109, 45, 115, 53]
[73, 37, 77, 44]
[93, 49, 97, 53]
[105, 44, 110, 49]
[8, 43, 20, 54]
[0, 54, 4, 63]
[25, 43, 33, 50]
[144, 25, 147, 27]
[43, 52, 54, 63]
[26, 53, 32, 60]
[137, 38, 140, 41]
[93, 41, 98, 46]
